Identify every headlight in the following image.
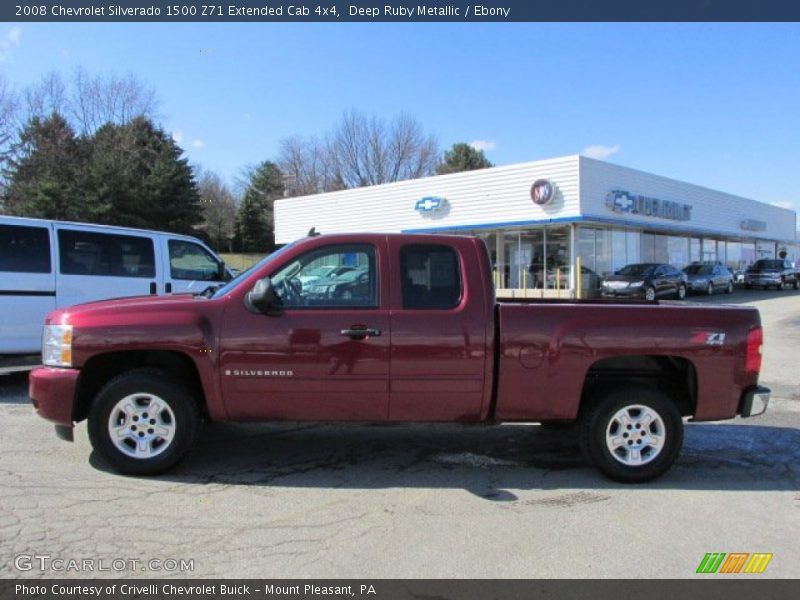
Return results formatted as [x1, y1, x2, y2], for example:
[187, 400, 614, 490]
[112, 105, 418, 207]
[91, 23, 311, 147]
[628, 281, 644, 288]
[43, 324, 73, 367]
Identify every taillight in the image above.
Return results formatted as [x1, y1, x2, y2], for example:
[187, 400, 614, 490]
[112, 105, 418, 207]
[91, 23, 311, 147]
[745, 327, 763, 375]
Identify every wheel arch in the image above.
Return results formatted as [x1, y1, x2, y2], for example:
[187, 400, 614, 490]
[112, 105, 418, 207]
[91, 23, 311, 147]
[580, 354, 697, 417]
[74, 350, 208, 423]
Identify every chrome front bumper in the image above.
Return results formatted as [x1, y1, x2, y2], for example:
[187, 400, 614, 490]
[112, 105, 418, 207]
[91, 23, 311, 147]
[739, 385, 770, 417]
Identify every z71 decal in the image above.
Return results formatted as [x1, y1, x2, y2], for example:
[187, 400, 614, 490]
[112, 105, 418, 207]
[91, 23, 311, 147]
[690, 331, 726, 346]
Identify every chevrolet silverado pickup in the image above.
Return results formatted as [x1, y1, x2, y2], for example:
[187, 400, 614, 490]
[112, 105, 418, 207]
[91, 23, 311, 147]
[29, 233, 770, 482]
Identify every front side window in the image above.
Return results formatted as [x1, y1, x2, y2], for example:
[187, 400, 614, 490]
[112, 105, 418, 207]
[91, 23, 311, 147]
[400, 244, 462, 309]
[270, 244, 377, 308]
[58, 230, 155, 278]
[169, 240, 221, 281]
[0, 224, 51, 273]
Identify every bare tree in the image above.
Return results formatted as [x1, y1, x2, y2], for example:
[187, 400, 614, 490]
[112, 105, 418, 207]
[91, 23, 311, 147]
[0, 76, 19, 198]
[20, 69, 158, 135]
[329, 109, 438, 188]
[278, 134, 342, 196]
[278, 110, 439, 196]
[197, 169, 237, 251]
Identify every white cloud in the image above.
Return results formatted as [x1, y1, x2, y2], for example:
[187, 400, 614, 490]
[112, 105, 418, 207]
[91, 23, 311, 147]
[582, 144, 621, 160]
[469, 140, 497, 152]
[0, 27, 22, 62]
[770, 200, 795, 211]
[191, 139, 205, 149]
[171, 130, 184, 144]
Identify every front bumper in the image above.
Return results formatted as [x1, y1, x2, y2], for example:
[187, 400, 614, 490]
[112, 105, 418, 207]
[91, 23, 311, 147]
[738, 385, 770, 417]
[601, 287, 645, 298]
[29, 367, 80, 438]
[745, 275, 780, 286]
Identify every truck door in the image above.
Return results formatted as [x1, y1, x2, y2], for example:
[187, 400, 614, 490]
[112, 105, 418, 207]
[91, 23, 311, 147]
[55, 227, 158, 308]
[388, 240, 488, 421]
[219, 242, 390, 421]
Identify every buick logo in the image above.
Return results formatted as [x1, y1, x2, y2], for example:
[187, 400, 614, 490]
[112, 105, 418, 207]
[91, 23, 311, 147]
[531, 179, 554, 206]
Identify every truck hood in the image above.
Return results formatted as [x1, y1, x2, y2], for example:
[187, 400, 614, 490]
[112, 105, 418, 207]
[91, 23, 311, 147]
[46, 293, 204, 325]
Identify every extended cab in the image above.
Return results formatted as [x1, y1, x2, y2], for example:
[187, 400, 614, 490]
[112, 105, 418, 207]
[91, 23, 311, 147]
[29, 234, 770, 482]
[743, 258, 799, 290]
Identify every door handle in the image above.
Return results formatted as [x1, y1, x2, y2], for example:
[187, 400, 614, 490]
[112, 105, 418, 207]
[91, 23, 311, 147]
[340, 327, 382, 339]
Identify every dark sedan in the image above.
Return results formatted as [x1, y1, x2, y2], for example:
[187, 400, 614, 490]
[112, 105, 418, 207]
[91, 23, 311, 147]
[601, 263, 687, 301]
[682, 263, 735, 295]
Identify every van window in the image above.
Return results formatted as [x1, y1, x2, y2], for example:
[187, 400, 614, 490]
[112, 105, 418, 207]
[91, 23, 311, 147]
[58, 230, 156, 278]
[0, 224, 51, 273]
[400, 245, 462, 309]
[168, 240, 221, 281]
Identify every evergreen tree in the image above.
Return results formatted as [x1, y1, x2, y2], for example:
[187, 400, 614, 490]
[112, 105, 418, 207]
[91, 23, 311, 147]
[436, 142, 493, 175]
[81, 117, 201, 233]
[234, 161, 284, 253]
[3, 113, 87, 220]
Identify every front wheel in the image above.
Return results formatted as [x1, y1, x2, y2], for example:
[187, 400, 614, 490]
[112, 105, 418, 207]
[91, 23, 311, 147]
[88, 369, 201, 475]
[726, 281, 734, 294]
[644, 286, 656, 301]
[706, 282, 714, 296]
[676, 284, 687, 300]
[579, 387, 683, 483]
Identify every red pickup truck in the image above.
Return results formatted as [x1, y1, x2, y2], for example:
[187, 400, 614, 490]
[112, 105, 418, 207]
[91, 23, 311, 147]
[30, 233, 770, 482]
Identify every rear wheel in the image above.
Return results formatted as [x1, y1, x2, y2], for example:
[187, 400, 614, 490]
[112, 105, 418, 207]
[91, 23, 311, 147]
[579, 387, 683, 483]
[88, 369, 201, 475]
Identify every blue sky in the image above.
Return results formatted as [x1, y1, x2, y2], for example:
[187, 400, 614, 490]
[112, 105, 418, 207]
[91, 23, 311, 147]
[1, 22, 798, 212]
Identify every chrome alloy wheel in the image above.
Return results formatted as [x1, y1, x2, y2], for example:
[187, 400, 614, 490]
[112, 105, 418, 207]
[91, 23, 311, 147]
[605, 404, 666, 466]
[108, 393, 176, 459]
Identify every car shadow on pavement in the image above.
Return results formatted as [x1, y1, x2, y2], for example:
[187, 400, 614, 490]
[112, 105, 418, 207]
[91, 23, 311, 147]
[89, 421, 800, 498]
[0, 372, 29, 404]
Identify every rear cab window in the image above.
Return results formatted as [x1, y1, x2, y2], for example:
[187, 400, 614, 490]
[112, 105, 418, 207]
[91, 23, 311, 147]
[400, 244, 462, 309]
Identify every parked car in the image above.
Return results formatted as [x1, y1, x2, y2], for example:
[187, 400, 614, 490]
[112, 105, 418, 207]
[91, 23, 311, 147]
[304, 267, 372, 302]
[744, 259, 799, 290]
[601, 263, 687, 301]
[296, 264, 357, 286]
[30, 233, 769, 483]
[682, 263, 735, 295]
[0, 216, 233, 374]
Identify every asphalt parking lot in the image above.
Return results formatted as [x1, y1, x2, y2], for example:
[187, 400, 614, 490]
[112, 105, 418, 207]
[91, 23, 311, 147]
[1, 287, 798, 579]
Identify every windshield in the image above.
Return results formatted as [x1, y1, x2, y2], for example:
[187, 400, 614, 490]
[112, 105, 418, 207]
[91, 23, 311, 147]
[617, 264, 654, 277]
[684, 265, 712, 275]
[210, 242, 296, 299]
[752, 259, 782, 270]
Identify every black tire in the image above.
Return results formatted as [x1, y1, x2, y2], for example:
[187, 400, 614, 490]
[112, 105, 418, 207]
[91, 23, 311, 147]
[644, 286, 656, 301]
[794, 280, 800, 290]
[88, 369, 201, 475]
[578, 386, 683, 483]
[744, 284, 752, 290]
[676, 284, 686, 300]
[706, 282, 714, 296]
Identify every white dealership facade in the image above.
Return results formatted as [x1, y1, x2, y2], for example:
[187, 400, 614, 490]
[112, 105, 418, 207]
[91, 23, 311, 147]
[275, 155, 797, 297]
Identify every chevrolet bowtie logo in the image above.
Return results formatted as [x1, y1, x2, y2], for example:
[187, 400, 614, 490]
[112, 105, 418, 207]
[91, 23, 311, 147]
[615, 194, 634, 211]
[415, 196, 446, 213]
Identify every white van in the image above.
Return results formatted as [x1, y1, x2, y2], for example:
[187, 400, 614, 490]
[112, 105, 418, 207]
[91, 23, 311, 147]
[0, 216, 233, 371]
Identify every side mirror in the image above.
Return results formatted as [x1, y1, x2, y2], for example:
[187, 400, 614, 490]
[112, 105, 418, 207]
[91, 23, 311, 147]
[245, 277, 281, 315]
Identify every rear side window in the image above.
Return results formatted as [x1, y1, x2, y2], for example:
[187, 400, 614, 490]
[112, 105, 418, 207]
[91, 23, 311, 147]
[58, 230, 156, 278]
[400, 244, 462, 309]
[0, 224, 51, 273]
[168, 240, 221, 281]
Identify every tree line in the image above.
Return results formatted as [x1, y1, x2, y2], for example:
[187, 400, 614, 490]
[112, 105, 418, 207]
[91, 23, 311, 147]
[0, 71, 493, 254]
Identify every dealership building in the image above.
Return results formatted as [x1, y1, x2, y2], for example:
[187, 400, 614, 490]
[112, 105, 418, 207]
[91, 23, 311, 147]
[274, 155, 797, 298]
